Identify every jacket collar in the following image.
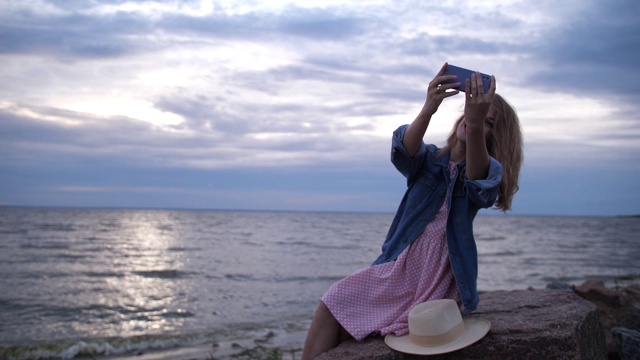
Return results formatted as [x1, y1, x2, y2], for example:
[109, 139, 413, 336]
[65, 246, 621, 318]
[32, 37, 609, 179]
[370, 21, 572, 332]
[434, 148, 450, 166]
[435, 150, 465, 167]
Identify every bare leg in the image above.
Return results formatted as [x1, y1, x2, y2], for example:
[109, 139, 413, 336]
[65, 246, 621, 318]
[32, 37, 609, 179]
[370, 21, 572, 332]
[301, 301, 347, 360]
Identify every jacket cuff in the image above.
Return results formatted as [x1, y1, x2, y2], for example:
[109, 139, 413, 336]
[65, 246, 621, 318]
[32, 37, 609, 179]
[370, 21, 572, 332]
[391, 125, 426, 159]
[465, 157, 502, 208]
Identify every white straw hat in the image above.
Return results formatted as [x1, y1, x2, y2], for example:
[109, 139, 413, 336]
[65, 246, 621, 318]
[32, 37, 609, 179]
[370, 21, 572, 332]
[385, 299, 490, 355]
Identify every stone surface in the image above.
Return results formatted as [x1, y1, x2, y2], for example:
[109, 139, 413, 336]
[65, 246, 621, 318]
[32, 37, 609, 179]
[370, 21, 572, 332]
[574, 280, 624, 307]
[316, 289, 607, 360]
[612, 327, 640, 360]
[573, 281, 640, 359]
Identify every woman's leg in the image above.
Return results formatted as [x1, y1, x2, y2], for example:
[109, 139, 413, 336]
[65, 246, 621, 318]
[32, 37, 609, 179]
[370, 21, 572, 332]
[301, 301, 345, 360]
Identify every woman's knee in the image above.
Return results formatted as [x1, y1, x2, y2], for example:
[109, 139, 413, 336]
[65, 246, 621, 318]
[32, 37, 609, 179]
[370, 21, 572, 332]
[314, 301, 335, 323]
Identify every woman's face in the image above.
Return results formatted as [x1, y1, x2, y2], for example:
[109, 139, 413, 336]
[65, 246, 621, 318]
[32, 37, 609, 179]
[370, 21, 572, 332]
[456, 105, 497, 144]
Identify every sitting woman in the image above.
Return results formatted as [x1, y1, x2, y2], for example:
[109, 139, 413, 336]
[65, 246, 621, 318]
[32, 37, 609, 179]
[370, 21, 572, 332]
[301, 63, 524, 359]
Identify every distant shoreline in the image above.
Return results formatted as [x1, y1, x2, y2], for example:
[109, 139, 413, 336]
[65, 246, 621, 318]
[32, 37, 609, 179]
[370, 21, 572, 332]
[1, 205, 638, 218]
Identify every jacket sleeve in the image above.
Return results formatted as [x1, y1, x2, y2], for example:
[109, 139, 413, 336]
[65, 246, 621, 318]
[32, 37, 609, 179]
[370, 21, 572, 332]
[391, 125, 427, 186]
[465, 156, 503, 208]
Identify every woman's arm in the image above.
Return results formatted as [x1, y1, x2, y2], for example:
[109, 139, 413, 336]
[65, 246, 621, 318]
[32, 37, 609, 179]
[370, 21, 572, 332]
[464, 72, 496, 180]
[403, 63, 460, 157]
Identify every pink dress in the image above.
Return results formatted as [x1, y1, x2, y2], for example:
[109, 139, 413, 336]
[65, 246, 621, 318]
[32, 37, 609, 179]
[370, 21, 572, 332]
[321, 163, 460, 341]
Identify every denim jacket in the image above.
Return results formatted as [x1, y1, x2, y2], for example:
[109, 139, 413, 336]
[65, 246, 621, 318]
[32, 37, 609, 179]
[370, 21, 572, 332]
[372, 125, 503, 313]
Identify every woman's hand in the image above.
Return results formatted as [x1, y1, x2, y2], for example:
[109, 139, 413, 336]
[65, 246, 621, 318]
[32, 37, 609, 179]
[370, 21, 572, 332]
[463, 72, 496, 129]
[404, 63, 461, 157]
[463, 73, 496, 180]
[420, 63, 461, 118]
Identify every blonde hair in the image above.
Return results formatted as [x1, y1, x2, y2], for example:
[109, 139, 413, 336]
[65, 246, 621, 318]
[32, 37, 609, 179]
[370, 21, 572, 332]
[439, 94, 523, 211]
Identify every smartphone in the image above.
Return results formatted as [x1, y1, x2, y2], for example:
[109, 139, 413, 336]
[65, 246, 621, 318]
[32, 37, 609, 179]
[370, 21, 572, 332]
[442, 64, 492, 93]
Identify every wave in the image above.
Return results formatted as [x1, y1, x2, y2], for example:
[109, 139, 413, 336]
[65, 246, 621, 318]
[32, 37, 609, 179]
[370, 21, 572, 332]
[223, 273, 344, 283]
[476, 235, 507, 241]
[0, 333, 209, 360]
[224, 273, 258, 281]
[166, 246, 203, 252]
[274, 240, 362, 250]
[19, 242, 71, 250]
[3, 268, 201, 281]
[0, 320, 308, 360]
[481, 250, 523, 257]
[0, 228, 29, 235]
[36, 224, 76, 232]
[132, 269, 196, 279]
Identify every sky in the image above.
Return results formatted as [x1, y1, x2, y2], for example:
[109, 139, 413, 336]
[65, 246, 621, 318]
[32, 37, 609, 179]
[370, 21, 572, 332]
[1, 0, 639, 216]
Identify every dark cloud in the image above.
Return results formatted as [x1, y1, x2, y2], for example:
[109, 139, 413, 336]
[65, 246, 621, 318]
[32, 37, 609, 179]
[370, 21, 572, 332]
[156, 94, 248, 134]
[160, 12, 269, 40]
[276, 7, 367, 40]
[162, 6, 371, 43]
[154, 90, 381, 154]
[45, 0, 152, 11]
[0, 107, 158, 166]
[527, 0, 640, 97]
[0, 3, 372, 61]
[0, 10, 155, 58]
[0, 100, 379, 173]
[399, 34, 504, 57]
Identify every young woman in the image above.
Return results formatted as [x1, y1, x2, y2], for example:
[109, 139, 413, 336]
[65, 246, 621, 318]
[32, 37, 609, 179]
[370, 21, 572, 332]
[301, 63, 523, 359]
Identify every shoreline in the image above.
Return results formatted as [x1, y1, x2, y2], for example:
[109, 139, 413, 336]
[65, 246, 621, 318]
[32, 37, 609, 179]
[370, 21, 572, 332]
[107, 280, 640, 360]
[0, 325, 308, 360]
[4, 281, 639, 360]
[103, 330, 307, 360]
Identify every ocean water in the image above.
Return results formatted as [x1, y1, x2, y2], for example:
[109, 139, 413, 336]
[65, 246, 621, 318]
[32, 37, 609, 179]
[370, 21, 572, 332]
[0, 207, 639, 359]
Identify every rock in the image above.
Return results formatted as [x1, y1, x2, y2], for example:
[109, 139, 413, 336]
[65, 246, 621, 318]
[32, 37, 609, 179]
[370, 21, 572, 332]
[625, 285, 640, 299]
[620, 313, 640, 333]
[574, 280, 624, 308]
[316, 289, 606, 360]
[547, 281, 573, 292]
[612, 327, 640, 360]
[573, 280, 640, 358]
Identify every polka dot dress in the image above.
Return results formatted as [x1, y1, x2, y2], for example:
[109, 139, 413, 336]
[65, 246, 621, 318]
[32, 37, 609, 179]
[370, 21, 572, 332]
[321, 163, 461, 341]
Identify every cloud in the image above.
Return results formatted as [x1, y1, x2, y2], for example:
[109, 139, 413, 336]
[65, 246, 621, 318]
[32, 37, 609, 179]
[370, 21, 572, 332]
[0, 97, 388, 173]
[0, 10, 152, 59]
[275, 7, 369, 40]
[1, 0, 639, 215]
[0, 2, 374, 61]
[526, 0, 640, 98]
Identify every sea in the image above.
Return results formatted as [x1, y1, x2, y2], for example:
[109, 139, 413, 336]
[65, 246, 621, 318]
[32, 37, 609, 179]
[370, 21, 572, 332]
[0, 207, 639, 360]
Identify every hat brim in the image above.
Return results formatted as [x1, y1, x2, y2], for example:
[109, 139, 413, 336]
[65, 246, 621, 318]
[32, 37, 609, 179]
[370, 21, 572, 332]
[384, 318, 490, 355]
